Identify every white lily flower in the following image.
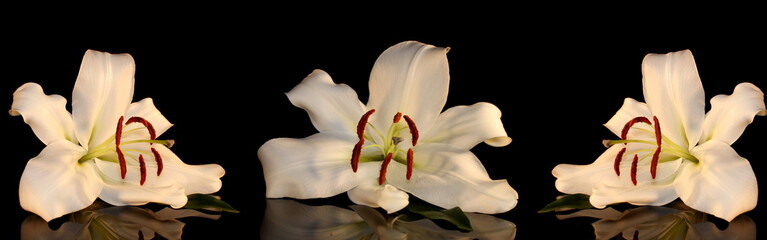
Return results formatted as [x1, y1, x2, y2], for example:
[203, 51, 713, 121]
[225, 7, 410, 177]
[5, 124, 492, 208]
[553, 50, 764, 221]
[259, 41, 517, 214]
[11, 50, 225, 222]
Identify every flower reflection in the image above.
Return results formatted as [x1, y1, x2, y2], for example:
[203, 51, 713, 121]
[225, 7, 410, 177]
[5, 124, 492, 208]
[557, 202, 755, 240]
[261, 199, 516, 239]
[21, 201, 219, 240]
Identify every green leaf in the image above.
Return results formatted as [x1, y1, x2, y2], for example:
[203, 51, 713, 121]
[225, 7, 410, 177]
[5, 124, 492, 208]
[405, 198, 472, 232]
[184, 194, 239, 213]
[538, 194, 594, 213]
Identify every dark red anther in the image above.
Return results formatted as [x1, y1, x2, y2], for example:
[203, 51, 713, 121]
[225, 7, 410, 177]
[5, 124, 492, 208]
[630, 154, 639, 185]
[115, 116, 127, 179]
[406, 148, 414, 180]
[633, 230, 639, 240]
[351, 142, 363, 172]
[139, 154, 147, 185]
[652, 116, 662, 146]
[126, 116, 157, 141]
[356, 109, 376, 140]
[403, 115, 419, 146]
[393, 112, 403, 123]
[620, 116, 651, 141]
[138, 231, 144, 240]
[151, 147, 163, 176]
[379, 153, 393, 185]
[650, 146, 661, 179]
[614, 147, 626, 176]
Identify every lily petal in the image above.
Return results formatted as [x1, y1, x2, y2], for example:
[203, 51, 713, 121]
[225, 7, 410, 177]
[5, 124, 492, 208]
[19, 141, 102, 222]
[97, 178, 188, 209]
[700, 82, 766, 145]
[72, 50, 135, 149]
[258, 132, 378, 199]
[286, 69, 366, 133]
[590, 181, 678, 208]
[553, 145, 623, 195]
[152, 145, 225, 195]
[424, 102, 511, 149]
[387, 143, 518, 214]
[124, 98, 173, 137]
[347, 181, 409, 213]
[367, 41, 449, 134]
[10, 83, 76, 145]
[675, 140, 758, 221]
[641, 50, 705, 149]
[603, 98, 653, 137]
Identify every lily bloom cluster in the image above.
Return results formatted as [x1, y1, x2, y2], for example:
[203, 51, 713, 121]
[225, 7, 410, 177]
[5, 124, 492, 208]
[258, 41, 518, 214]
[554, 50, 764, 221]
[11, 50, 225, 221]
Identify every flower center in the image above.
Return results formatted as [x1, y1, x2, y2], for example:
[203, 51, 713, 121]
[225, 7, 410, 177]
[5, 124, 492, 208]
[351, 109, 419, 185]
[603, 116, 698, 185]
[78, 116, 173, 185]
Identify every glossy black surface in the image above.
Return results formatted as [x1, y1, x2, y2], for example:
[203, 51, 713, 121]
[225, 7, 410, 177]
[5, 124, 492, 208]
[3, 25, 766, 238]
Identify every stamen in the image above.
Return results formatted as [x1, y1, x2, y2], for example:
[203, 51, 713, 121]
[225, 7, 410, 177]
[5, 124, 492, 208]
[406, 148, 414, 180]
[630, 154, 638, 185]
[651, 116, 662, 179]
[379, 153, 393, 185]
[356, 109, 376, 140]
[614, 147, 626, 176]
[620, 116, 651, 141]
[403, 115, 419, 146]
[126, 116, 157, 141]
[139, 154, 147, 185]
[651, 146, 661, 179]
[138, 231, 144, 240]
[393, 112, 403, 123]
[151, 148, 163, 176]
[115, 116, 127, 179]
[351, 142, 363, 172]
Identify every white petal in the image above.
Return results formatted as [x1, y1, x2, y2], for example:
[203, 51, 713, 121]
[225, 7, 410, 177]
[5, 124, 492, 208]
[367, 41, 449, 134]
[387, 143, 518, 214]
[21, 215, 83, 240]
[590, 181, 678, 208]
[423, 102, 511, 149]
[603, 98, 653, 137]
[347, 181, 409, 213]
[10, 82, 76, 145]
[287, 69, 367, 133]
[124, 98, 173, 136]
[700, 83, 766, 145]
[553, 145, 623, 195]
[641, 49, 705, 149]
[258, 132, 377, 199]
[98, 180, 188, 208]
[675, 140, 758, 221]
[152, 145, 225, 195]
[93, 159, 188, 208]
[261, 199, 370, 240]
[19, 141, 102, 222]
[72, 49, 135, 149]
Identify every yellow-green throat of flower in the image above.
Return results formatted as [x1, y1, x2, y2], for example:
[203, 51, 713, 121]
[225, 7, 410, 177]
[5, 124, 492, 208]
[351, 109, 419, 185]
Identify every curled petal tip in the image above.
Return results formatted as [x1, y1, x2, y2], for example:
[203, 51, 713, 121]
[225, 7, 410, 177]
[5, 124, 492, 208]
[758, 110, 767, 116]
[445, 47, 451, 53]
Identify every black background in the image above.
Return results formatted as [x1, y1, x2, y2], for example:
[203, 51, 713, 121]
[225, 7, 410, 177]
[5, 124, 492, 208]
[3, 24, 767, 239]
